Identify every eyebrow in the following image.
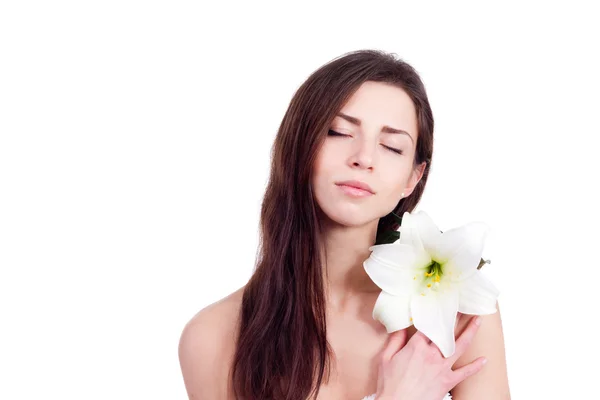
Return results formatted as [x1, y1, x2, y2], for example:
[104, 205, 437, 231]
[336, 112, 414, 143]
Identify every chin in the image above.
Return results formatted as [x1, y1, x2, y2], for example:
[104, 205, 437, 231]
[319, 203, 378, 228]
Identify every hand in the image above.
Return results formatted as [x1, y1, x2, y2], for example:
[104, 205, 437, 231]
[374, 313, 487, 400]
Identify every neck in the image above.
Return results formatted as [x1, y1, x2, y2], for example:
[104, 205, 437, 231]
[319, 217, 382, 312]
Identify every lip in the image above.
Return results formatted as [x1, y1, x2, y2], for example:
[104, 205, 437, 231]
[335, 180, 375, 194]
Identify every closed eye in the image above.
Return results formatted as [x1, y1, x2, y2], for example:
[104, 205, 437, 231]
[382, 145, 403, 155]
[328, 129, 403, 155]
[328, 129, 349, 137]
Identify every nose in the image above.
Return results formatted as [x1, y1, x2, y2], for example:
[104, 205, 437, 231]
[348, 138, 375, 170]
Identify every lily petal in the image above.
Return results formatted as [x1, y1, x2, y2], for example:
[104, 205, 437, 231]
[398, 212, 432, 267]
[410, 211, 444, 256]
[364, 247, 419, 296]
[372, 290, 413, 332]
[367, 243, 417, 269]
[457, 272, 500, 315]
[435, 222, 490, 280]
[411, 289, 460, 358]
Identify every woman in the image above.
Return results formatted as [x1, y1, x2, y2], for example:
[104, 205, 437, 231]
[179, 49, 510, 399]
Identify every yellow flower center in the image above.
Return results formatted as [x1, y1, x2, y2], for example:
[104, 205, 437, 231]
[416, 260, 444, 296]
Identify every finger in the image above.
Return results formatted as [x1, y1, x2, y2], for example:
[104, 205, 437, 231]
[409, 329, 432, 345]
[381, 329, 408, 363]
[455, 312, 465, 330]
[408, 330, 444, 359]
[453, 312, 471, 341]
[418, 330, 448, 358]
[449, 356, 487, 387]
[426, 339, 445, 359]
[447, 315, 482, 365]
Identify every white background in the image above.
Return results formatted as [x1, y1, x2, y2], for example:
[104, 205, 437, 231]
[1, 1, 598, 398]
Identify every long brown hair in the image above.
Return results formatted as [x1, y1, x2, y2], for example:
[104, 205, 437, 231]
[231, 49, 435, 399]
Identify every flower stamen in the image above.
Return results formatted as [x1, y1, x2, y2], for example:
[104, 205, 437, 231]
[420, 260, 444, 292]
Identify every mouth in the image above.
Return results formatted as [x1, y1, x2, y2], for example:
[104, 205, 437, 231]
[335, 180, 374, 194]
[335, 180, 375, 197]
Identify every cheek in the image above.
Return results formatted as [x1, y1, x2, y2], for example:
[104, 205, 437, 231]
[381, 169, 408, 190]
[379, 174, 408, 203]
[313, 151, 337, 182]
[311, 158, 332, 198]
[311, 158, 324, 184]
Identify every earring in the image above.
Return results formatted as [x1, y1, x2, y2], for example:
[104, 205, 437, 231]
[401, 192, 405, 197]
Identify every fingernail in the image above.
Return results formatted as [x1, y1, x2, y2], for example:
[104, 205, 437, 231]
[475, 316, 481, 326]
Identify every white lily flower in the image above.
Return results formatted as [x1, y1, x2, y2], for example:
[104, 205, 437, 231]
[364, 210, 500, 358]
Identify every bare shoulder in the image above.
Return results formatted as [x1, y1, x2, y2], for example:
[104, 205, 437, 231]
[178, 286, 245, 399]
[451, 301, 511, 399]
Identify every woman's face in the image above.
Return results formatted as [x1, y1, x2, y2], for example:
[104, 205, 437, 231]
[311, 81, 426, 228]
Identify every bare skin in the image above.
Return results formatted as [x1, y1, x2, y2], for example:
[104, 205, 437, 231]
[179, 285, 509, 399]
[179, 82, 510, 398]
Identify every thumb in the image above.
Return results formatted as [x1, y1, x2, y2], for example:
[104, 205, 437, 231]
[380, 328, 408, 363]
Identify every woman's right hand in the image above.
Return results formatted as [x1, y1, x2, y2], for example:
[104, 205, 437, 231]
[374, 313, 487, 400]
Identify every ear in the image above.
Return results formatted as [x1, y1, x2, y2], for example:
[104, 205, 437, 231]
[404, 162, 427, 197]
